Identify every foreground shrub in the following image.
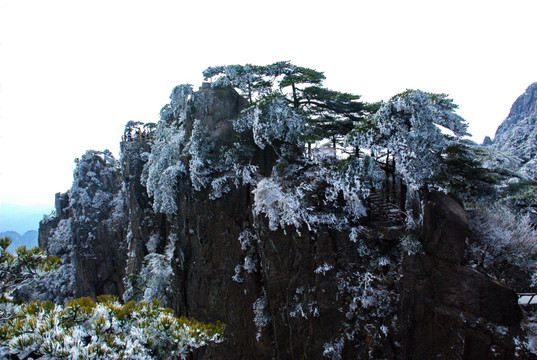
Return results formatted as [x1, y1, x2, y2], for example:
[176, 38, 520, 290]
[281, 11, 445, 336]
[0, 295, 224, 360]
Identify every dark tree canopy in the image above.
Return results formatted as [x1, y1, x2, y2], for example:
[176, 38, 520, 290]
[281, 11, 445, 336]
[203, 61, 377, 149]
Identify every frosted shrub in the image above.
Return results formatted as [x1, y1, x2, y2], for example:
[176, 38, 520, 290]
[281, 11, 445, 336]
[238, 229, 255, 250]
[471, 204, 537, 262]
[128, 234, 178, 306]
[289, 286, 320, 319]
[233, 229, 261, 283]
[314, 263, 333, 275]
[522, 311, 537, 356]
[322, 218, 400, 359]
[143, 111, 188, 215]
[144, 84, 267, 211]
[25, 218, 75, 303]
[325, 157, 383, 219]
[253, 292, 270, 341]
[252, 178, 310, 232]
[170, 84, 193, 118]
[70, 150, 121, 215]
[400, 233, 423, 256]
[140, 254, 173, 306]
[0, 296, 224, 360]
[371, 90, 468, 190]
[234, 97, 305, 150]
[187, 119, 215, 191]
[323, 337, 344, 360]
[0, 237, 60, 302]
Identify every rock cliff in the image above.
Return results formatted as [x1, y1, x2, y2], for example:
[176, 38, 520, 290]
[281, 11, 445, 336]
[39, 150, 128, 301]
[400, 192, 521, 359]
[39, 83, 524, 359]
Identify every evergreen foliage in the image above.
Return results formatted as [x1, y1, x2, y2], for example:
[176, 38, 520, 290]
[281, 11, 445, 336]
[0, 295, 224, 360]
[0, 237, 60, 301]
[500, 180, 537, 207]
[432, 143, 499, 198]
[348, 89, 469, 190]
[203, 61, 376, 149]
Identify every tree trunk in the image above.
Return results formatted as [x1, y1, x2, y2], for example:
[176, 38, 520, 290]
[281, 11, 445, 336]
[292, 83, 299, 109]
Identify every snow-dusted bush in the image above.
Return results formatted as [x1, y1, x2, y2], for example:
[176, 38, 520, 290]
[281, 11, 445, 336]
[400, 233, 423, 256]
[289, 286, 319, 319]
[232, 229, 261, 283]
[469, 204, 537, 273]
[323, 337, 344, 360]
[319, 218, 400, 359]
[187, 119, 216, 191]
[324, 156, 384, 218]
[235, 97, 305, 150]
[468, 203, 537, 356]
[0, 237, 60, 301]
[253, 292, 270, 341]
[252, 178, 310, 232]
[143, 83, 266, 212]
[125, 234, 178, 306]
[251, 153, 388, 237]
[70, 150, 120, 214]
[32, 219, 75, 302]
[355, 90, 468, 190]
[139, 253, 174, 305]
[142, 86, 192, 215]
[0, 296, 224, 360]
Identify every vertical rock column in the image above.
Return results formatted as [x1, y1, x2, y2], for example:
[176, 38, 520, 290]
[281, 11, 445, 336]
[400, 191, 522, 359]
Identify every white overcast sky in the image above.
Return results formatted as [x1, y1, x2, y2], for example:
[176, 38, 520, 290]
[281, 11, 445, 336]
[0, 0, 536, 206]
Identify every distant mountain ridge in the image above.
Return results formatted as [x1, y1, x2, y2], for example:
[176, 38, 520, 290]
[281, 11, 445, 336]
[492, 82, 537, 178]
[0, 230, 38, 252]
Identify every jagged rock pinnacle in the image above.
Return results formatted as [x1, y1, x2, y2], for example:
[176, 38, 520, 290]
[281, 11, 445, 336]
[492, 82, 537, 178]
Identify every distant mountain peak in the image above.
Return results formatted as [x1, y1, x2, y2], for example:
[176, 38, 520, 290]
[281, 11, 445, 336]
[0, 230, 38, 252]
[492, 82, 537, 179]
[495, 82, 537, 139]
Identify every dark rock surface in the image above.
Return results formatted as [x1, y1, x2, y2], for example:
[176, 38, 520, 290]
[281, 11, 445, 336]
[400, 191, 522, 360]
[120, 140, 154, 282]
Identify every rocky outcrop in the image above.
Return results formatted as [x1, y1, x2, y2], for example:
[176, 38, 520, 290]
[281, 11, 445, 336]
[492, 82, 537, 178]
[39, 150, 128, 300]
[119, 140, 154, 281]
[69, 150, 128, 298]
[38, 192, 69, 252]
[400, 192, 522, 359]
[39, 84, 525, 359]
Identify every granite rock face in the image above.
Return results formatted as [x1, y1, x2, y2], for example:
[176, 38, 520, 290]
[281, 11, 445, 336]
[400, 192, 522, 360]
[493, 83, 537, 178]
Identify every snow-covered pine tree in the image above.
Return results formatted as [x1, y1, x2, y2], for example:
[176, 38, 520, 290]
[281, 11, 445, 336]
[358, 89, 469, 191]
[204, 61, 376, 152]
